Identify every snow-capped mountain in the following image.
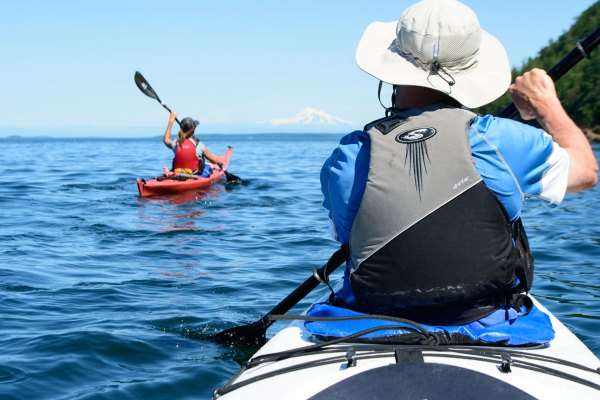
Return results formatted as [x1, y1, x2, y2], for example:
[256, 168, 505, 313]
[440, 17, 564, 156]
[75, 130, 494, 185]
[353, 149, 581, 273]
[270, 108, 353, 126]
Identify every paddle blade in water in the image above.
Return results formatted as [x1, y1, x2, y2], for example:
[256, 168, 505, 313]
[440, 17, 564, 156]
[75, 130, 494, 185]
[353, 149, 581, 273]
[224, 170, 242, 184]
[211, 321, 267, 348]
[134, 71, 161, 102]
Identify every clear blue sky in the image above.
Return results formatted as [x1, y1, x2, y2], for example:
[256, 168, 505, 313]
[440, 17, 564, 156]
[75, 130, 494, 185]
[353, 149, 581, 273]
[0, 0, 597, 136]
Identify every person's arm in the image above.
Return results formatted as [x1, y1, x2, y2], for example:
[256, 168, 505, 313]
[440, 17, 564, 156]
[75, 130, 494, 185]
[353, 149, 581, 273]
[320, 130, 370, 244]
[203, 147, 223, 168]
[508, 68, 598, 192]
[162, 111, 178, 149]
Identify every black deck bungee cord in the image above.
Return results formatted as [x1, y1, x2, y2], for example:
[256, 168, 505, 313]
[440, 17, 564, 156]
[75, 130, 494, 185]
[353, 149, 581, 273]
[214, 314, 600, 396]
[214, 343, 600, 397]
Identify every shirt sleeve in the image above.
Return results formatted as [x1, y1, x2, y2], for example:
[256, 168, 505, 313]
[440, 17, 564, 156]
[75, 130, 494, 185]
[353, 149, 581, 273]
[470, 115, 570, 210]
[196, 141, 206, 159]
[538, 142, 570, 203]
[320, 130, 370, 244]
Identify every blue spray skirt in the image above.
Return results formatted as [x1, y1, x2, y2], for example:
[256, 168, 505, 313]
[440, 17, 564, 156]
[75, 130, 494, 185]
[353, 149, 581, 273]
[304, 301, 555, 346]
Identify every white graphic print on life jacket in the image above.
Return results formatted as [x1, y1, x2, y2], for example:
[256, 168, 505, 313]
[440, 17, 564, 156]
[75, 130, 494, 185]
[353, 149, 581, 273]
[395, 127, 437, 198]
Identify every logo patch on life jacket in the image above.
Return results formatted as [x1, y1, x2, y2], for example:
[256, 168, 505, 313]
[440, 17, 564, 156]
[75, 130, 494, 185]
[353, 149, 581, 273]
[395, 127, 436, 201]
[395, 127, 437, 143]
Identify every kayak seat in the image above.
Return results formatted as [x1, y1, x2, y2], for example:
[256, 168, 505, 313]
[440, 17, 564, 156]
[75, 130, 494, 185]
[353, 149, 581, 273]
[304, 300, 555, 346]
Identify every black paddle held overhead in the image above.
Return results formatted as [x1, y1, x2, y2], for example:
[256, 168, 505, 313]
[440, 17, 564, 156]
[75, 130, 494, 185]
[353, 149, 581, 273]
[209, 26, 600, 349]
[133, 71, 242, 183]
[499, 25, 600, 119]
[134, 71, 181, 125]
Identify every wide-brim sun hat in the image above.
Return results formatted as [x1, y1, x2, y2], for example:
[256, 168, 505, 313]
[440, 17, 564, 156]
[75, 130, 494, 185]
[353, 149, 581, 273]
[356, 0, 511, 109]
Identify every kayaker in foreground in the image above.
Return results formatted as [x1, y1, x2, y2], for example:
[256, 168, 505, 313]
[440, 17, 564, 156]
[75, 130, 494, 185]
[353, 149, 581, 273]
[320, 0, 597, 328]
[163, 111, 223, 176]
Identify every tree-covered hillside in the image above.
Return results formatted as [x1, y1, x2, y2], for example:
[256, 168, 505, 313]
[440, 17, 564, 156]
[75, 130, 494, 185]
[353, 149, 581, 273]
[476, 1, 600, 140]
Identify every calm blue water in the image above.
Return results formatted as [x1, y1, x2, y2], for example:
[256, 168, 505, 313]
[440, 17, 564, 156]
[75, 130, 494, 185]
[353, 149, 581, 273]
[0, 135, 598, 399]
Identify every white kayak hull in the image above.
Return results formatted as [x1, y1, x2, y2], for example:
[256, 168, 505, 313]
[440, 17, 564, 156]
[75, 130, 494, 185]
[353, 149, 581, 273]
[214, 296, 600, 399]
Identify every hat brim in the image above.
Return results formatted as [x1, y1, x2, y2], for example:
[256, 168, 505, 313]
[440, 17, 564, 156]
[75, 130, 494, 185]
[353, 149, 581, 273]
[355, 21, 511, 109]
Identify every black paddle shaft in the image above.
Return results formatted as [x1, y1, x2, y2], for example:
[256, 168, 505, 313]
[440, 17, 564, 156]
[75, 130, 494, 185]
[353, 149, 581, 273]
[214, 275, 325, 347]
[499, 26, 600, 119]
[212, 246, 348, 347]
[134, 71, 181, 125]
[258, 251, 344, 326]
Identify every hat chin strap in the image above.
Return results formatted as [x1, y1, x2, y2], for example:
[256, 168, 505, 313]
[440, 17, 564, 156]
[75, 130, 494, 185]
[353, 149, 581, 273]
[430, 64, 456, 90]
[430, 42, 456, 89]
[377, 81, 402, 116]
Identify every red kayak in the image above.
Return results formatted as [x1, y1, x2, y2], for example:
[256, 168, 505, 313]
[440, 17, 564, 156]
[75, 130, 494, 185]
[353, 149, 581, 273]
[136, 147, 233, 197]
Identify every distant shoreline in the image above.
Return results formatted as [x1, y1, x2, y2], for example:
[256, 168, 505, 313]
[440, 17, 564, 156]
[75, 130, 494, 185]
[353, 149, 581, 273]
[4, 131, 598, 143]
[0, 132, 347, 140]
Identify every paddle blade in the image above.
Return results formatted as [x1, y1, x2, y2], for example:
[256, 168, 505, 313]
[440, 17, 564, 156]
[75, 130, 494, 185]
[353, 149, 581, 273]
[224, 170, 242, 184]
[134, 71, 161, 102]
[211, 320, 267, 348]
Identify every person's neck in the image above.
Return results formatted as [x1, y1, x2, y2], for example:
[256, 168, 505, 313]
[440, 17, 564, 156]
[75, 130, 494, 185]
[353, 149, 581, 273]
[393, 86, 461, 109]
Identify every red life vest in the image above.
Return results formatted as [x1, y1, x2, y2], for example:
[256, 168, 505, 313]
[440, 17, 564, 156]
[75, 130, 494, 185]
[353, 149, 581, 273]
[172, 138, 202, 171]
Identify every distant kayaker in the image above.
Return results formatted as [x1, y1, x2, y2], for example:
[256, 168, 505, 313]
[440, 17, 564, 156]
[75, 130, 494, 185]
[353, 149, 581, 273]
[163, 111, 223, 176]
[320, 0, 597, 325]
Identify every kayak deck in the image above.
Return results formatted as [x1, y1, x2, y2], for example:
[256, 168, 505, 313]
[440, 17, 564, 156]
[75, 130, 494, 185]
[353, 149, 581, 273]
[214, 297, 600, 399]
[136, 147, 233, 197]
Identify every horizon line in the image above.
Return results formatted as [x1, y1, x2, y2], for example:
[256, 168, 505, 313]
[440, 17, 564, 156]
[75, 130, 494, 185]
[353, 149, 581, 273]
[0, 131, 349, 139]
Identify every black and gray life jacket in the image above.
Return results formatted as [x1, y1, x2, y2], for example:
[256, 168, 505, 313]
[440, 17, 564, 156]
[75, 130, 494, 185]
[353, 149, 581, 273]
[345, 104, 533, 325]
